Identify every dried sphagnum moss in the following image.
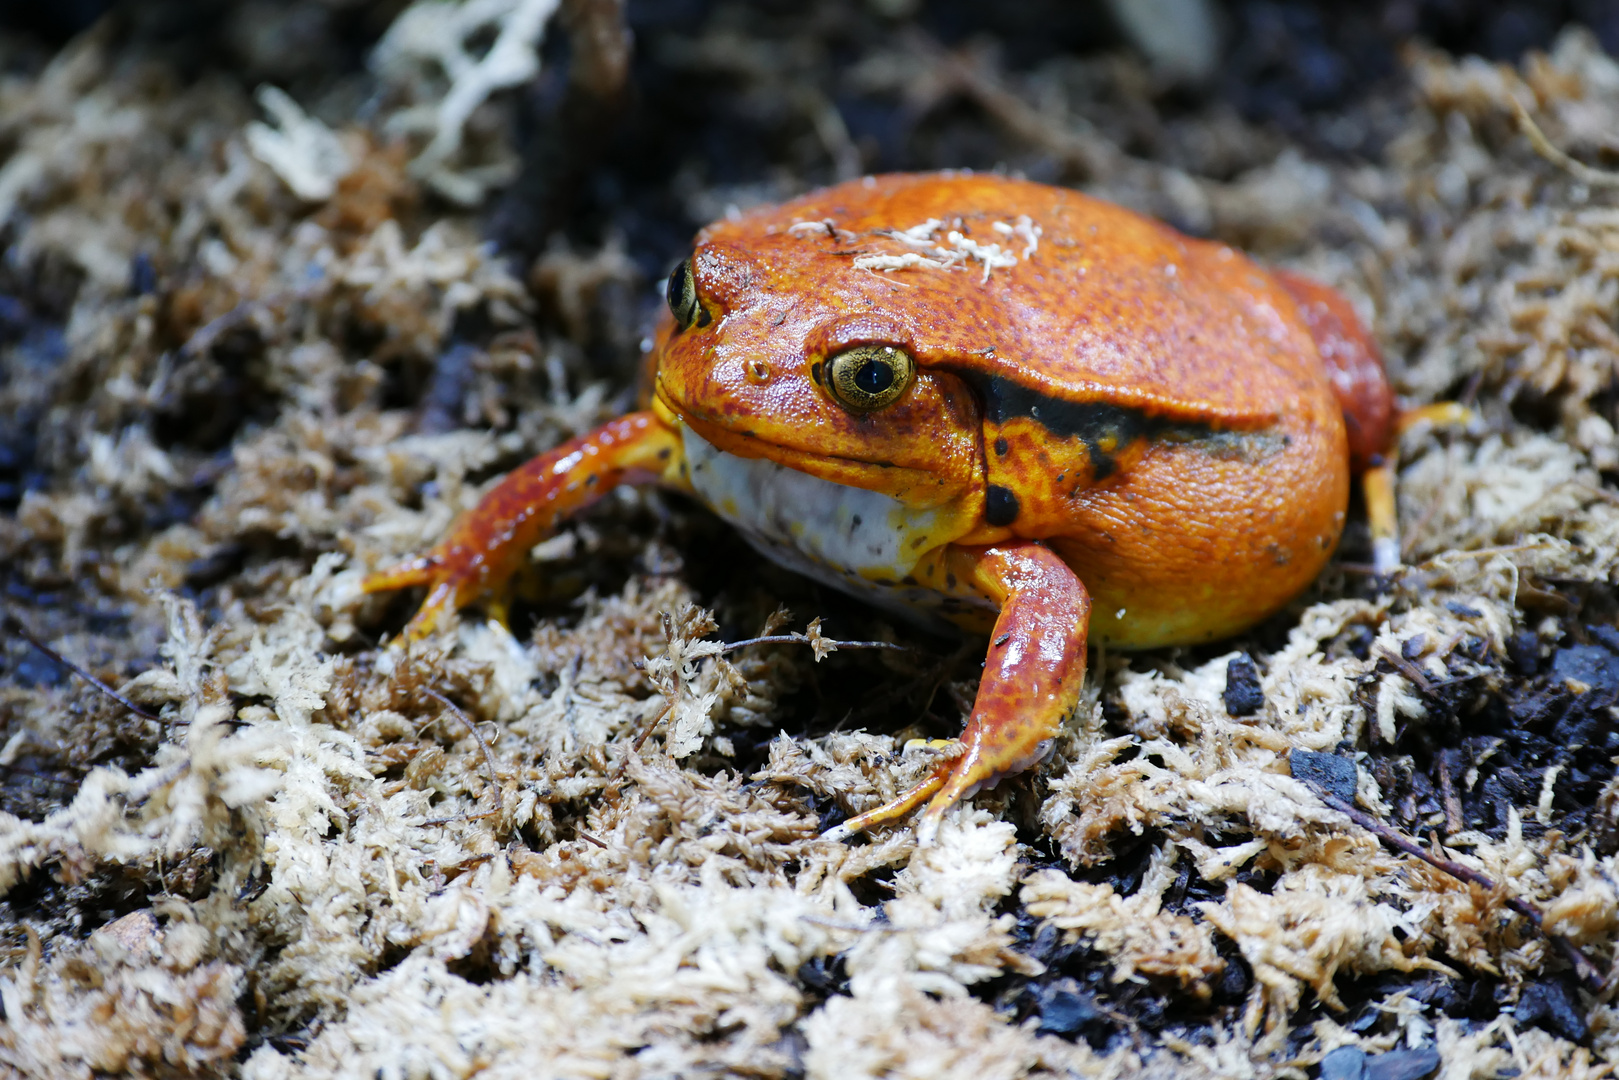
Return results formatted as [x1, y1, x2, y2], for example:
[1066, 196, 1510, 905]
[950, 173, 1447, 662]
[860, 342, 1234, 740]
[5, 6, 1619, 1079]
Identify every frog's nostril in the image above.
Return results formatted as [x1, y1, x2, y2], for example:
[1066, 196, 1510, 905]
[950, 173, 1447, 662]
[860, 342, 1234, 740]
[746, 359, 771, 385]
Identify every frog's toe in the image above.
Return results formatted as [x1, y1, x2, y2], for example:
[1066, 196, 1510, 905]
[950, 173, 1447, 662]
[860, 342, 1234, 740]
[362, 555, 444, 592]
[363, 552, 477, 642]
[821, 764, 949, 843]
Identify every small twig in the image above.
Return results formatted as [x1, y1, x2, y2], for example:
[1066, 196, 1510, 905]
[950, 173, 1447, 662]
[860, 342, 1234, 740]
[179, 292, 291, 358]
[602, 701, 674, 786]
[1319, 792, 1606, 993]
[799, 914, 902, 933]
[1508, 93, 1619, 189]
[913, 30, 1123, 179]
[1376, 645, 1434, 695]
[629, 701, 673, 757]
[422, 809, 500, 827]
[615, 628, 909, 776]
[576, 828, 608, 849]
[1437, 753, 1464, 836]
[1577, 482, 1619, 508]
[720, 633, 909, 655]
[5, 610, 160, 721]
[420, 687, 500, 809]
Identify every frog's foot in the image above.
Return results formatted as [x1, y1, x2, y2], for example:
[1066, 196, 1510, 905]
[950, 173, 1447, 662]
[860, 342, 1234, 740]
[824, 541, 1090, 846]
[362, 553, 468, 640]
[363, 411, 686, 643]
[1365, 402, 1475, 576]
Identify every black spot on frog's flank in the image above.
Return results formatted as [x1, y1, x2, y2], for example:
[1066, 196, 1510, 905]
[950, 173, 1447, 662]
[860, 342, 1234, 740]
[994, 437, 1009, 456]
[985, 485, 1020, 526]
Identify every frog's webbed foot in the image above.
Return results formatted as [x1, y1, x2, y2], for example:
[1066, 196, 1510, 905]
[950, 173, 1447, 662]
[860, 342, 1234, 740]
[824, 541, 1090, 846]
[363, 411, 686, 643]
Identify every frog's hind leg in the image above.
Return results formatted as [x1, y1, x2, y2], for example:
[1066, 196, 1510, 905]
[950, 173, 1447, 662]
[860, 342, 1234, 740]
[1271, 268, 1395, 474]
[364, 411, 687, 641]
[825, 541, 1089, 846]
[1271, 269, 1472, 574]
[1364, 402, 1474, 574]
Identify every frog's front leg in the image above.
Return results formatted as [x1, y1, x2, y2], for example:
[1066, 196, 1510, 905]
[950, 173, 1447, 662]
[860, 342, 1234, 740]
[365, 411, 687, 641]
[826, 540, 1090, 845]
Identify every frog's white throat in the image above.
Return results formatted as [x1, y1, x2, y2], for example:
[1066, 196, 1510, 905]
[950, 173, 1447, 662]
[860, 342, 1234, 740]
[681, 425, 968, 624]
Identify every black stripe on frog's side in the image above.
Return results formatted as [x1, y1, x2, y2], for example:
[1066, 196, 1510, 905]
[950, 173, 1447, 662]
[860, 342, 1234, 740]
[968, 374, 1219, 481]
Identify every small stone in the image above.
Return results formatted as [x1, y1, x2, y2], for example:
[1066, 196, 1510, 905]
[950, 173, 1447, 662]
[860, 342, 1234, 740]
[1224, 654, 1264, 716]
[1291, 749, 1358, 804]
[1552, 644, 1619, 693]
[1319, 1044, 1366, 1080]
[1364, 1046, 1440, 1080]
[1589, 624, 1619, 654]
[1516, 978, 1588, 1043]
[1034, 978, 1104, 1037]
[1506, 629, 1541, 675]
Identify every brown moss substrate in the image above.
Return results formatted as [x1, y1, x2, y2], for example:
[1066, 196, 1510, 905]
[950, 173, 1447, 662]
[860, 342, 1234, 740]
[3, 3, 1619, 1077]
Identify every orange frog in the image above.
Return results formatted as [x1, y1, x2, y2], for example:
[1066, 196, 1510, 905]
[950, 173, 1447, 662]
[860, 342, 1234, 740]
[367, 172, 1435, 844]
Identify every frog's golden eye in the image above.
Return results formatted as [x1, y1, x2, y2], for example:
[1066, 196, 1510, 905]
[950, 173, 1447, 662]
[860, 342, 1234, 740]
[826, 345, 914, 412]
[666, 257, 709, 330]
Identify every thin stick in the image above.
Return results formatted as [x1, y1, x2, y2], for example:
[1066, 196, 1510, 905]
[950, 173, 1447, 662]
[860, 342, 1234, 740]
[420, 686, 500, 808]
[720, 633, 908, 655]
[5, 611, 160, 721]
[1437, 754, 1464, 837]
[1319, 792, 1606, 992]
[629, 701, 673, 757]
[577, 829, 608, 849]
[1376, 645, 1434, 695]
[1509, 94, 1619, 189]
[422, 809, 500, 826]
[1376, 645, 1485, 697]
[617, 630, 909, 773]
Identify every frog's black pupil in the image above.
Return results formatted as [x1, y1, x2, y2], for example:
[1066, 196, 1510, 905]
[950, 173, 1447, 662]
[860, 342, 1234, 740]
[854, 358, 894, 395]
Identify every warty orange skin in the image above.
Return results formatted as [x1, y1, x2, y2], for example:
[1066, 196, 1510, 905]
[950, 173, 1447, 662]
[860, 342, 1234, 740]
[365, 172, 1395, 843]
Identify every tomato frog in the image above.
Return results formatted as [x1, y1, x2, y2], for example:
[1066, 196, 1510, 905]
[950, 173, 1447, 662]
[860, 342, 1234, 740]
[365, 172, 1458, 844]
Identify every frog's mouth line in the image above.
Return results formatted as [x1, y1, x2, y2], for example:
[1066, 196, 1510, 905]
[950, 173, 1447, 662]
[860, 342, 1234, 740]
[653, 387, 960, 506]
